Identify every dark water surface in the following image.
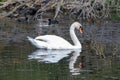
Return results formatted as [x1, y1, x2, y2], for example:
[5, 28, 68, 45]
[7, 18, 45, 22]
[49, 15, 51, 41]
[0, 18, 120, 80]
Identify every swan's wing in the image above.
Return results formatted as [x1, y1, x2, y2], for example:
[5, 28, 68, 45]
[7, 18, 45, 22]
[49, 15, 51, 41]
[27, 36, 49, 48]
[35, 35, 72, 48]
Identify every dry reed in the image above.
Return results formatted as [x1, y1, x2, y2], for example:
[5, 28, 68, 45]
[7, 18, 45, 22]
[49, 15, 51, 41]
[0, 0, 119, 20]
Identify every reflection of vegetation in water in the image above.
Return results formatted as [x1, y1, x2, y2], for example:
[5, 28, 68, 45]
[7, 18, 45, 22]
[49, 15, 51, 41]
[112, 44, 119, 56]
[0, 58, 69, 80]
[82, 40, 120, 80]
[90, 40, 106, 58]
[0, 42, 120, 80]
[90, 40, 119, 58]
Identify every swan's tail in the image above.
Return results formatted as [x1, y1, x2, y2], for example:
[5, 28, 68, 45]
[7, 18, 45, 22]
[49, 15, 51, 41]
[27, 36, 35, 44]
[27, 36, 48, 49]
[27, 36, 37, 46]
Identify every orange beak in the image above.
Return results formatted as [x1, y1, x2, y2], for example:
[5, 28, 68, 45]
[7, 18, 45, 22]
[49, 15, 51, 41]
[79, 27, 83, 33]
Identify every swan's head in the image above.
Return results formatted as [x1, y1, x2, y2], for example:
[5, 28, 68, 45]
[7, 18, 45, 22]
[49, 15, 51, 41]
[72, 22, 83, 33]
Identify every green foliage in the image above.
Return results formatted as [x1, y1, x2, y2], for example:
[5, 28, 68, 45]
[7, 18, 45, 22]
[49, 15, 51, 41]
[0, 0, 5, 2]
[111, 14, 120, 20]
[105, 0, 120, 20]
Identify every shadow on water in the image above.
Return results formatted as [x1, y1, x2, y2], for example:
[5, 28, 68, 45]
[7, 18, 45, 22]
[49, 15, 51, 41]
[0, 18, 120, 80]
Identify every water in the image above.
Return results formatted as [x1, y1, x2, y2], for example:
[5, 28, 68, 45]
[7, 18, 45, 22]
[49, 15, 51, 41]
[0, 18, 120, 80]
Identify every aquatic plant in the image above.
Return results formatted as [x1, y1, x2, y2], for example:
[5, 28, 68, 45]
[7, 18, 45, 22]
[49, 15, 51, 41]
[90, 40, 106, 58]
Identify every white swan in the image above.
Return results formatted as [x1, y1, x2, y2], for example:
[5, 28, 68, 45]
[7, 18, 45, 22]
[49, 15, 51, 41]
[27, 22, 83, 49]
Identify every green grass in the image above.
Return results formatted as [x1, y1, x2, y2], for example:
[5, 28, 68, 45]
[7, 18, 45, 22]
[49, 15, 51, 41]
[0, 0, 5, 2]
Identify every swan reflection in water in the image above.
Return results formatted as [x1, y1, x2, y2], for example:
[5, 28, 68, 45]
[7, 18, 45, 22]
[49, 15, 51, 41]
[28, 49, 82, 75]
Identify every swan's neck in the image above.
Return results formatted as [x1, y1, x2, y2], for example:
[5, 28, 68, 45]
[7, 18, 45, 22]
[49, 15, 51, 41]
[70, 25, 81, 47]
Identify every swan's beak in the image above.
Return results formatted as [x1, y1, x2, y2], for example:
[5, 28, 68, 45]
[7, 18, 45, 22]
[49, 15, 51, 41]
[79, 27, 83, 33]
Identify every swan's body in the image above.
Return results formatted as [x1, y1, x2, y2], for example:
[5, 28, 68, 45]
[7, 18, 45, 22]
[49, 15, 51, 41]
[27, 22, 83, 49]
